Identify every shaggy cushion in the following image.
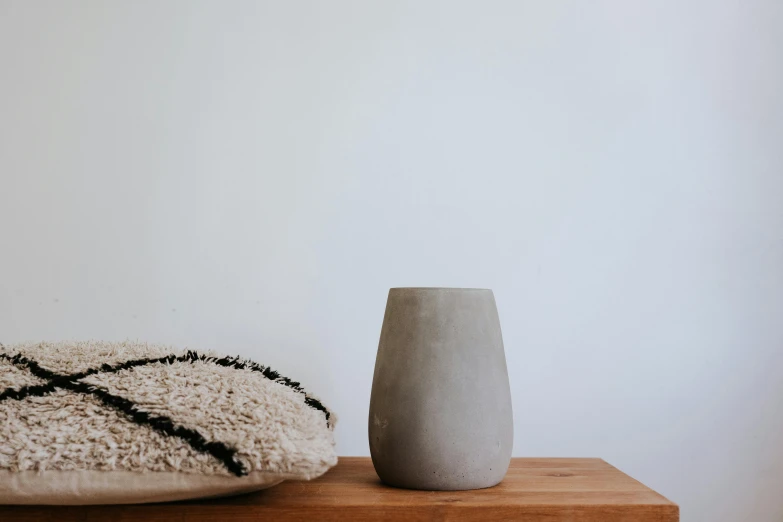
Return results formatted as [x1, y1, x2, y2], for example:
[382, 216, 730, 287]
[0, 341, 337, 504]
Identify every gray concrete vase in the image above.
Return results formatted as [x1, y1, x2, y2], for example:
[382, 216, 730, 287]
[369, 288, 513, 490]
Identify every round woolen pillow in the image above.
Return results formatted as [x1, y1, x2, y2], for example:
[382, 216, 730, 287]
[0, 341, 337, 504]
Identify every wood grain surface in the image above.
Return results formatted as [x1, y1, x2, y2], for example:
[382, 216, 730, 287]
[0, 457, 678, 521]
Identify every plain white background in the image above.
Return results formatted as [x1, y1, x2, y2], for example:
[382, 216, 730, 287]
[1, 1, 781, 519]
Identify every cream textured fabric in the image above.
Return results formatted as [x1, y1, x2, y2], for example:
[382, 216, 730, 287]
[0, 470, 289, 504]
[0, 341, 337, 505]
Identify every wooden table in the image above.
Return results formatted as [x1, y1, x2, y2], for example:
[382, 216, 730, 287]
[2, 457, 678, 521]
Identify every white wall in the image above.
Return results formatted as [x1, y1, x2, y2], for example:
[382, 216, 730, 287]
[1, 1, 781, 519]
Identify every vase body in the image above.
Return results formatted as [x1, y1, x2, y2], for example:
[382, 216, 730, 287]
[369, 288, 513, 490]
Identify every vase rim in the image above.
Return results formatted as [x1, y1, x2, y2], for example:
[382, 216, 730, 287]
[389, 287, 491, 292]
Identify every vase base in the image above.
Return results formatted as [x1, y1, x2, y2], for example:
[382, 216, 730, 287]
[377, 476, 505, 491]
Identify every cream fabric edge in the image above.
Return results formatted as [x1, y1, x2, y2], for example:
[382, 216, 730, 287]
[0, 469, 300, 505]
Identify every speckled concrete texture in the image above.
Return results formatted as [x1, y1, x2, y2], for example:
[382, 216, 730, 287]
[369, 288, 513, 490]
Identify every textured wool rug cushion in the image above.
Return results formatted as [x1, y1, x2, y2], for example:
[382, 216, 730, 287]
[0, 341, 337, 504]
